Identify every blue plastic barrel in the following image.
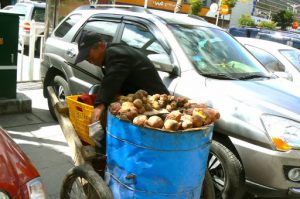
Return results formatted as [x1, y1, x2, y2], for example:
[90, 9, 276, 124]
[105, 111, 213, 199]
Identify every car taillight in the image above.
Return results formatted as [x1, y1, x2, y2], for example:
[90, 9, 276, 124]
[24, 22, 31, 32]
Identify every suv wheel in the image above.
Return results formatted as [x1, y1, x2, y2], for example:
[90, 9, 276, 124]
[208, 140, 245, 199]
[47, 75, 71, 120]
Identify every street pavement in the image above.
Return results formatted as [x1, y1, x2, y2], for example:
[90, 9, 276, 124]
[0, 82, 74, 199]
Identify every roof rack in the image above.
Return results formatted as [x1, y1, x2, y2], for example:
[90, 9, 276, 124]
[76, 4, 151, 14]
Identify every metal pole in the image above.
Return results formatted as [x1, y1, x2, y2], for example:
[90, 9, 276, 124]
[215, 0, 222, 26]
[20, 36, 25, 81]
[28, 20, 36, 81]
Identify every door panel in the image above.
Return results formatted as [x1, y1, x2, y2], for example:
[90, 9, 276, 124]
[64, 19, 121, 93]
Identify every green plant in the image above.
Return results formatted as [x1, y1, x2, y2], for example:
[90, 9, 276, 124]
[272, 10, 295, 30]
[189, 0, 203, 15]
[257, 21, 277, 30]
[238, 14, 255, 27]
[222, 0, 237, 8]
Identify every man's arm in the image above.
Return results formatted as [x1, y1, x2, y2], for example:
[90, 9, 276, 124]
[92, 103, 106, 124]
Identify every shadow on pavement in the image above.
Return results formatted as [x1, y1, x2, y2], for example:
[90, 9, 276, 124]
[14, 142, 73, 199]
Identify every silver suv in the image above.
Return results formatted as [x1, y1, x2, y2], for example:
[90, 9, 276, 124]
[40, 5, 300, 199]
[11, 0, 45, 51]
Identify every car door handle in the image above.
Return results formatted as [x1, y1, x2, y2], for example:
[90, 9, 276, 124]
[66, 48, 76, 58]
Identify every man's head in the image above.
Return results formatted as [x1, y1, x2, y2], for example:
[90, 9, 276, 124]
[75, 30, 107, 66]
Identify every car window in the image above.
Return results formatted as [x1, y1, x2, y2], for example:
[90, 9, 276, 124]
[121, 23, 167, 56]
[11, 4, 28, 20]
[245, 45, 286, 72]
[280, 49, 300, 72]
[54, 14, 82, 38]
[32, 7, 45, 22]
[75, 20, 119, 43]
[169, 25, 269, 77]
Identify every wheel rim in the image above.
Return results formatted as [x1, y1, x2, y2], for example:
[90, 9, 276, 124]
[54, 84, 66, 101]
[68, 177, 98, 199]
[208, 152, 226, 198]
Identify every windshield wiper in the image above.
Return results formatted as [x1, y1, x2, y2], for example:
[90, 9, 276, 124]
[202, 73, 238, 80]
[238, 74, 271, 80]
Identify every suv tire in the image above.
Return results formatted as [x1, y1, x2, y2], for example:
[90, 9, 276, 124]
[208, 140, 245, 199]
[47, 75, 71, 120]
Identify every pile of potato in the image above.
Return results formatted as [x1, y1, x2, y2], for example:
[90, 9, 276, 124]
[109, 90, 220, 132]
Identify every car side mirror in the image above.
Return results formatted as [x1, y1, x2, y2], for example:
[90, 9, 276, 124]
[273, 71, 293, 81]
[148, 54, 175, 74]
[89, 84, 100, 95]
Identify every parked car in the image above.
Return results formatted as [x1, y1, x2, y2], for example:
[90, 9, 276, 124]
[2, 5, 14, 10]
[229, 26, 300, 50]
[10, 0, 46, 52]
[40, 5, 300, 198]
[0, 127, 46, 198]
[237, 37, 300, 87]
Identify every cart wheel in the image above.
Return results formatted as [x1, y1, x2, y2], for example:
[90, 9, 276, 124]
[200, 169, 215, 199]
[60, 164, 113, 199]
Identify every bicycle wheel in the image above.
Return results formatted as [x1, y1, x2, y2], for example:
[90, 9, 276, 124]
[60, 164, 113, 199]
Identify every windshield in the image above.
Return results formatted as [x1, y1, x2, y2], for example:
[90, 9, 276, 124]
[280, 49, 300, 72]
[168, 25, 270, 79]
[11, 4, 28, 20]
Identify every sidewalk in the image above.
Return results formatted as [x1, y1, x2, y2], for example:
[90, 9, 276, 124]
[0, 82, 74, 199]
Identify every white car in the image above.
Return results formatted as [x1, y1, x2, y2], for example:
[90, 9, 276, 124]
[237, 37, 300, 85]
[2, 5, 14, 10]
[10, 1, 46, 52]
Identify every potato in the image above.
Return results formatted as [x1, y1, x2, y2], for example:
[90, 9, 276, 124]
[192, 114, 204, 127]
[168, 95, 175, 101]
[118, 95, 129, 103]
[119, 102, 138, 121]
[127, 94, 135, 102]
[144, 103, 153, 111]
[122, 101, 135, 109]
[164, 119, 180, 131]
[159, 94, 169, 101]
[176, 96, 188, 107]
[205, 108, 220, 122]
[182, 120, 193, 130]
[119, 114, 130, 122]
[136, 89, 148, 97]
[133, 115, 148, 126]
[184, 108, 193, 116]
[135, 89, 148, 99]
[110, 102, 121, 115]
[133, 99, 143, 109]
[181, 114, 193, 130]
[158, 99, 168, 108]
[151, 94, 160, 101]
[138, 106, 146, 114]
[152, 101, 161, 110]
[142, 96, 148, 103]
[170, 101, 177, 110]
[166, 104, 173, 112]
[146, 116, 164, 128]
[166, 110, 182, 122]
[183, 102, 191, 108]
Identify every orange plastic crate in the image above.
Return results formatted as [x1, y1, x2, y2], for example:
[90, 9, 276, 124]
[66, 95, 95, 145]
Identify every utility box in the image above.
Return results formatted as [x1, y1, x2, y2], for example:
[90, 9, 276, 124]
[0, 11, 23, 99]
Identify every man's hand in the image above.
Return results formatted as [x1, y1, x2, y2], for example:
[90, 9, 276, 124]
[92, 104, 106, 124]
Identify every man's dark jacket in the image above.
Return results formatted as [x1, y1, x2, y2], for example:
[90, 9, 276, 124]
[94, 43, 169, 106]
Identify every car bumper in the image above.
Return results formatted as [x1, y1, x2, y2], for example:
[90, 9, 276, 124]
[230, 137, 300, 198]
[19, 33, 30, 46]
[246, 180, 300, 198]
